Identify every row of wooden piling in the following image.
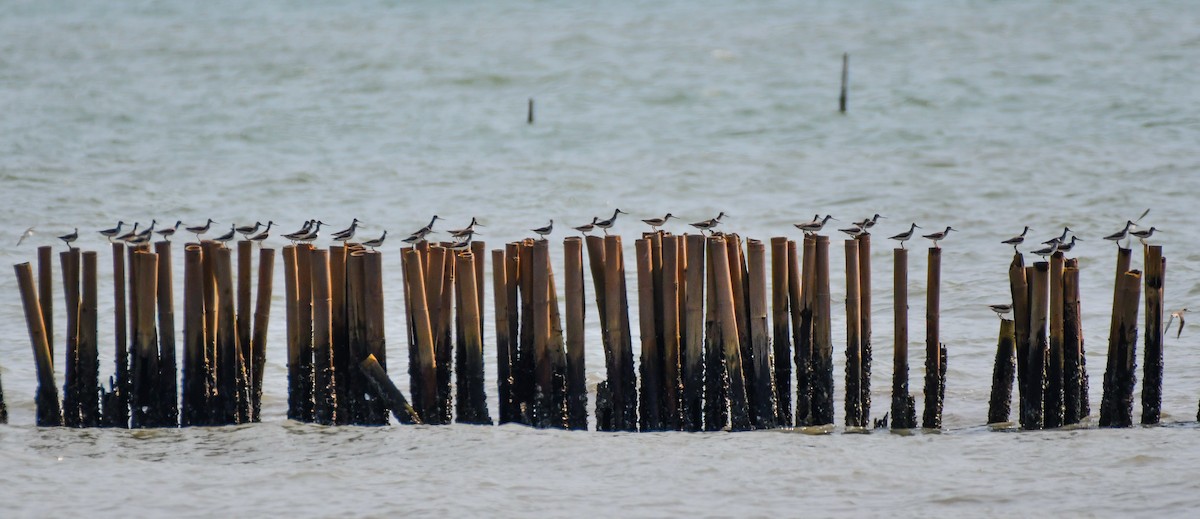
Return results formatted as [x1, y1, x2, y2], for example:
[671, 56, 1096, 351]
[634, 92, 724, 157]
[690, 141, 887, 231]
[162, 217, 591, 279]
[3, 233, 1018, 432]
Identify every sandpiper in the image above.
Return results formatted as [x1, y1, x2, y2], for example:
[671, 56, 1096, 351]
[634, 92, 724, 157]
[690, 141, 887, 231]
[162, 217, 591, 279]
[1031, 240, 1058, 258]
[285, 220, 313, 237]
[1130, 226, 1158, 245]
[794, 215, 836, 234]
[1042, 226, 1072, 245]
[213, 225, 237, 247]
[922, 226, 956, 248]
[249, 221, 273, 246]
[415, 215, 441, 235]
[157, 220, 183, 241]
[99, 221, 125, 242]
[116, 222, 140, 242]
[448, 217, 483, 238]
[889, 223, 921, 249]
[531, 219, 554, 240]
[1057, 235, 1082, 253]
[688, 211, 727, 235]
[641, 213, 675, 231]
[989, 304, 1012, 318]
[573, 217, 598, 235]
[186, 219, 216, 239]
[838, 225, 868, 237]
[853, 214, 886, 230]
[236, 221, 263, 239]
[594, 209, 627, 235]
[1103, 220, 1136, 247]
[401, 232, 425, 245]
[58, 228, 78, 249]
[1001, 226, 1033, 252]
[448, 235, 473, 251]
[295, 221, 324, 243]
[331, 219, 360, 240]
[127, 233, 151, 246]
[362, 231, 388, 251]
[136, 220, 157, 239]
[1168, 308, 1188, 339]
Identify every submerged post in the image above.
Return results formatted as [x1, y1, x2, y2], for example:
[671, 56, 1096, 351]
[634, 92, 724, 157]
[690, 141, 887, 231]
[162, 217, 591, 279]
[563, 238, 588, 430]
[1046, 252, 1065, 428]
[15, 262, 62, 426]
[844, 239, 863, 428]
[1142, 246, 1164, 424]
[711, 237, 751, 431]
[682, 234, 706, 431]
[987, 319, 1016, 424]
[922, 247, 944, 429]
[770, 237, 792, 426]
[891, 247, 916, 429]
[811, 236, 834, 426]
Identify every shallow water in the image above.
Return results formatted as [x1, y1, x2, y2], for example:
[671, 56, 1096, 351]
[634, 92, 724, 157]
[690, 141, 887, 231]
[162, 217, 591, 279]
[3, 0, 1200, 516]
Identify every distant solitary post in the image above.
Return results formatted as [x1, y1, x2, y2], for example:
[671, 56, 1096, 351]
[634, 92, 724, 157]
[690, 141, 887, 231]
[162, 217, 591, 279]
[839, 53, 849, 113]
[528, 98, 535, 124]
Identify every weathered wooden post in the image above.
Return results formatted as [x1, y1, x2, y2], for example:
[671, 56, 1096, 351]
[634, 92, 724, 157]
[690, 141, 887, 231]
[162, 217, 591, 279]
[844, 239, 863, 427]
[564, 238, 588, 430]
[1142, 246, 1164, 424]
[15, 262, 62, 426]
[770, 237, 792, 426]
[922, 247, 945, 429]
[891, 247, 916, 429]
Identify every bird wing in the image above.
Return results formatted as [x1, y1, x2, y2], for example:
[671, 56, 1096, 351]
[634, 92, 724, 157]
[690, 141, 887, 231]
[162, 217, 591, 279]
[1135, 208, 1150, 224]
[16, 227, 34, 245]
[1178, 313, 1186, 339]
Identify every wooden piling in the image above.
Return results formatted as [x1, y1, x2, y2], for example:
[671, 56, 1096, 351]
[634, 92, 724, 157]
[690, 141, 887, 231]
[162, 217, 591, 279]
[635, 238, 663, 430]
[492, 249, 515, 424]
[770, 237, 792, 426]
[59, 248, 81, 426]
[282, 245, 300, 421]
[509, 242, 530, 425]
[661, 235, 682, 430]
[545, 242, 570, 429]
[360, 354, 422, 425]
[682, 234, 706, 431]
[15, 262, 62, 426]
[130, 250, 160, 428]
[251, 248, 274, 422]
[1100, 270, 1142, 428]
[346, 250, 367, 423]
[330, 245, 350, 424]
[605, 235, 637, 431]
[213, 247, 245, 424]
[844, 239, 863, 428]
[154, 241, 178, 426]
[236, 241, 252, 391]
[703, 237, 726, 431]
[402, 248, 440, 423]
[182, 245, 207, 426]
[109, 242, 129, 427]
[38, 246, 54, 363]
[1142, 246, 1164, 424]
[79, 251, 100, 426]
[856, 233, 872, 423]
[531, 240, 554, 426]
[922, 247, 944, 429]
[563, 238, 588, 430]
[839, 52, 849, 113]
[727, 237, 754, 426]
[1063, 259, 1084, 425]
[456, 251, 492, 424]
[472, 241, 486, 341]
[891, 247, 916, 429]
[745, 239, 774, 429]
[987, 319, 1016, 424]
[1007, 253, 1032, 429]
[1046, 252, 1065, 428]
[710, 237, 751, 431]
[311, 249, 336, 425]
[811, 236, 834, 426]
[1025, 261, 1049, 430]
[361, 250, 388, 425]
[295, 245, 315, 422]
[584, 236, 613, 429]
[791, 238, 811, 426]
[426, 246, 453, 424]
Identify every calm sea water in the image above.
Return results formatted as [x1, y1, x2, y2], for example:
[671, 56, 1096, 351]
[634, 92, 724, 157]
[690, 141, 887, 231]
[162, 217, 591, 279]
[3, 0, 1200, 516]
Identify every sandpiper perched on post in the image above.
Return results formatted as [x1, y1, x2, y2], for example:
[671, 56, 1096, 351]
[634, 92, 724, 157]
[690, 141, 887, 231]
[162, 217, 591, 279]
[213, 225, 237, 247]
[236, 221, 263, 239]
[573, 217, 598, 235]
[127, 233, 151, 247]
[362, 231, 388, 251]
[135, 220, 157, 239]
[594, 209, 627, 235]
[331, 219, 360, 241]
[1057, 235, 1082, 253]
[295, 221, 324, 244]
[531, 220, 554, 240]
[688, 211, 726, 235]
[794, 215, 836, 234]
[285, 220, 313, 237]
[99, 221, 125, 242]
[156, 220, 182, 241]
[186, 219, 216, 240]
[641, 213, 675, 231]
[838, 224, 868, 237]
[401, 231, 426, 246]
[988, 304, 1012, 319]
[1001, 226, 1033, 252]
[1131, 226, 1159, 245]
[853, 214, 886, 230]
[1031, 240, 1058, 258]
[922, 226, 956, 248]
[1042, 227, 1072, 246]
[448, 234, 473, 251]
[58, 228, 78, 249]
[889, 223, 921, 249]
[249, 221, 273, 247]
[116, 222, 140, 242]
[448, 217, 484, 238]
[1103, 220, 1136, 248]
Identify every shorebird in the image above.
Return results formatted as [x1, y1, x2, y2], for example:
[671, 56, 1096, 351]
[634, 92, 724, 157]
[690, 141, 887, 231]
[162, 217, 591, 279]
[573, 217, 598, 235]
[688, 211, 727, 235]
[853, 214, 886, 230]
[641, 213, 675, 231]
[1131, 226, 1159, 245]
[1168, 308, 1188, 339]
[116, 222, 140, 242]
[249, 222, 273, 246]
[889, 223, 921, 249]
[448, 235, 473, 251]
[58, 228, 78, 249]
[415, 215, 441, 235]
[362, 231, 388, 251]
[186, 219, 216, 240]
[213, 225, 237, 247]
[127, 233, 151, 246]
[333, 220, 360, 242]
[236, 221, 263, 239]
[285, 220, 313, 237]
[401, 231, 426, 245]
[989, 304, 1012, 319]
[1057, 235, 1082, 253]
[136, 220, 157, 239]
[922, 226, 956, 248]
[99, 221, 125, 242]
[1001, 226, 1033, 252]
[594, 209, 628, 235]
[1103, 220, 1136, 248]
[1031, 240, 1058, 258]
[531, 220, 554, 240]
[157, 220, 182, 241]
[794, 215, 836, 234]
[838, 225, 868, 237]
[16, 226, 34, 246]
[448, 217, 483, 238]
[294, 221, 324, 243]
[1042, 227, 1072, 246]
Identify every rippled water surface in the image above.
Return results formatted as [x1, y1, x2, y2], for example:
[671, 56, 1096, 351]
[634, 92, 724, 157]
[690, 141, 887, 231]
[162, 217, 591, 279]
[3, 0, 1200, 516]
